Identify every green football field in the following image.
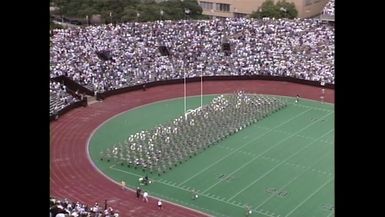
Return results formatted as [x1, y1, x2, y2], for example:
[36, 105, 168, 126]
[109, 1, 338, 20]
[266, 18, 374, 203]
[89, 95, 334, 217]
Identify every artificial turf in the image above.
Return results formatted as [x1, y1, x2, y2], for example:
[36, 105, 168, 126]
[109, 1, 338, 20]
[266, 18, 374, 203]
[89, 95, 334, 217]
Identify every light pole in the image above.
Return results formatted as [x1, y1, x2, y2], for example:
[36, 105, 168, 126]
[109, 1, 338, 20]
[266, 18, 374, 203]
[183, 6, 193, 111]
[305, 9, 311, 18]
[133, 12, 140, 35]
[180, 0, 185, 20]
[58, 0, 64, 23]
[280, 7, 287, 18]
[185, 8, 191, 19]
[160, 9, 164, 20]
[184, 63, 186, 117]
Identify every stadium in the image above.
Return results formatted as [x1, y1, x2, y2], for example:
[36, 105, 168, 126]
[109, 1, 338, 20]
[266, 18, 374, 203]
[50, 1, 334, 216]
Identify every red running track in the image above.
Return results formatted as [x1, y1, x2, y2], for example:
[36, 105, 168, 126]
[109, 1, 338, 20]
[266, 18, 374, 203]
[50, 80, 334, 217]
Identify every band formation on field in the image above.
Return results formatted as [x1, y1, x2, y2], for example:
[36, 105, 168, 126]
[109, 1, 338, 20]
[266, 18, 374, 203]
[100, 91, 288, 175]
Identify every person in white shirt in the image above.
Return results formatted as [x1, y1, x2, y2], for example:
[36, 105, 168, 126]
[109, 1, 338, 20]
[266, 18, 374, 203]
[143, 191, 148, 202]
[245, 205, 252, 216]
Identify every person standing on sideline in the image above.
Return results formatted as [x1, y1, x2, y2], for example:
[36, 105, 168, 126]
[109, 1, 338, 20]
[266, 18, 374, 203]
[136, 187, 142, 199]
[121, 180, 126, 190]
[143, 191, 149, 202]
[295, 94, 300, 103]
[192, 189, 198, 200]
[321, 88, 325, 103]
[144, 175, 149, 185]
[245, 205, 252, 216]
[157, 199, 163, 209]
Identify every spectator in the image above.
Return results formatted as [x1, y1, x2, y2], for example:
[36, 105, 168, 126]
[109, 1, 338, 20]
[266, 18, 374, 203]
[50, 17, 334, 95]
[50, 196, 118, 217]
[323, 0, 335, 16]
[50, 81, 79, 116]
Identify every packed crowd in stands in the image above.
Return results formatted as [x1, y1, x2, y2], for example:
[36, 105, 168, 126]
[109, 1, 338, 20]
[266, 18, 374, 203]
[50, 197, 119, 217]
[50, 17, 334, 95]
[323, 0, 335, 16]
[50, 81, 79, 116]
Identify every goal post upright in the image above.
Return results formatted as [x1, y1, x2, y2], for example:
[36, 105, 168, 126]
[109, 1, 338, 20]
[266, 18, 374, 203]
[184, 67, 186, 117]
[200, 70, 203, 108]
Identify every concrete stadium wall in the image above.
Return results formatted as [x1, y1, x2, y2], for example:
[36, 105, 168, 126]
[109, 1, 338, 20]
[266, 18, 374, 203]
[97, 75, 334, 100]
[50, 75, 334, 121]
[50, 98, 87, 122]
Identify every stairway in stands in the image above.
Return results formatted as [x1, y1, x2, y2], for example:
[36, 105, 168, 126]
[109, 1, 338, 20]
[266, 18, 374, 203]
[87, 95, 99, 105]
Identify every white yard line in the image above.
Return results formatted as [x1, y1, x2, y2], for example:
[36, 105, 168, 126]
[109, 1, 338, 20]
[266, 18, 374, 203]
[206, 112, 333, 197]
[285, 177, 334, 217]
[110, 164, 275, 217]
[254, 147, 332, 210]
[225, 116, 333, 201]
[178, 107, 314, 186]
